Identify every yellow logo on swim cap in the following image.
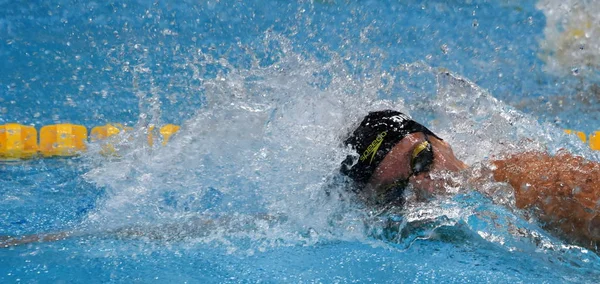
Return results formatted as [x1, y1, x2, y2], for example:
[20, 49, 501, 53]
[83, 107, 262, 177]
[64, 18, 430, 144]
[360, 131, 387, 164]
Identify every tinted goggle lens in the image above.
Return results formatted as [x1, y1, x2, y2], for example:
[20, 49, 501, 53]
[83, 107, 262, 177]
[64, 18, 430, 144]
[411, 140, 434, 175]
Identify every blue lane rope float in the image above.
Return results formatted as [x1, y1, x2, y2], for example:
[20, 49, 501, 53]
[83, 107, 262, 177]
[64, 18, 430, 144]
[0, 124, 597, 160]
[0, 123, 180, 160]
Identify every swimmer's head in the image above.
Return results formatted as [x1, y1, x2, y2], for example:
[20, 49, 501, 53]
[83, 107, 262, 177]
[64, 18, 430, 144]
[340, 110, 440, 185]
[340, 110, 466, 206]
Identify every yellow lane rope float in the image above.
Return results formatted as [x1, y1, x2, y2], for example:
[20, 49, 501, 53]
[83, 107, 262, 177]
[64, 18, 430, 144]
[0, 124, 597, 160]
[0, 123, 180, 160]
[0, 124, 38, 159]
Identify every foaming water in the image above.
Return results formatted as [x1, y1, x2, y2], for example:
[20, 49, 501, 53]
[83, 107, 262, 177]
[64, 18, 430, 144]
[80, 34, 399, 250]
[431, 68, 598, 162]
[74, 34, 600, 265]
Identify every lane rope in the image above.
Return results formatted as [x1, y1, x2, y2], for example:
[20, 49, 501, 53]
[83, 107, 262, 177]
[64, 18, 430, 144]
[0, 124, 598, 160]
[0, 123, 180, 160]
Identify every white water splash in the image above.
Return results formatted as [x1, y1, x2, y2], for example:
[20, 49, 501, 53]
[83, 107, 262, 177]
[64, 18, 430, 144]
[77, 33, 596, 255]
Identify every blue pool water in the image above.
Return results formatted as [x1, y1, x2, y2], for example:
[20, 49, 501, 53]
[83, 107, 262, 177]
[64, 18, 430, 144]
[2, 0, 600, 283]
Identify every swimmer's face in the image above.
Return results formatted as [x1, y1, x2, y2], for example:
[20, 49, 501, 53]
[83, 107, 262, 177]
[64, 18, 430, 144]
[366, 132, 467, 200]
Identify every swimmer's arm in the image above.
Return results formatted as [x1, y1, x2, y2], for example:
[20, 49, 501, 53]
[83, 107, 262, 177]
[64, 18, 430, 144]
[0, 213, 283, 248]
[0, 231, 78, 248]
[0, 219, 220, 248]
[0, 220, 219, 248]
[491, 151, 600, 250]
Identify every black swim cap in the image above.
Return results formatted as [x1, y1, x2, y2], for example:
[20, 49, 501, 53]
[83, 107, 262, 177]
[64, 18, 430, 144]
[340, 110, 441, 186]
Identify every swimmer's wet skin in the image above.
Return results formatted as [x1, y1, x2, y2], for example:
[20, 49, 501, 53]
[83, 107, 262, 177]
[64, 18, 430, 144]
[341, 110, 600, 252]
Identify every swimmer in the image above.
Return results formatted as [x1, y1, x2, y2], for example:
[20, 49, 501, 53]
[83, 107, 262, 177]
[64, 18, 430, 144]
[339, 110, 600, 251]
[2, 110, 599, 251]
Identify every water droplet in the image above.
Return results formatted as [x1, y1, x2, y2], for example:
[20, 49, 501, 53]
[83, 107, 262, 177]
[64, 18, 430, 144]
[440, 44, 449, 54]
